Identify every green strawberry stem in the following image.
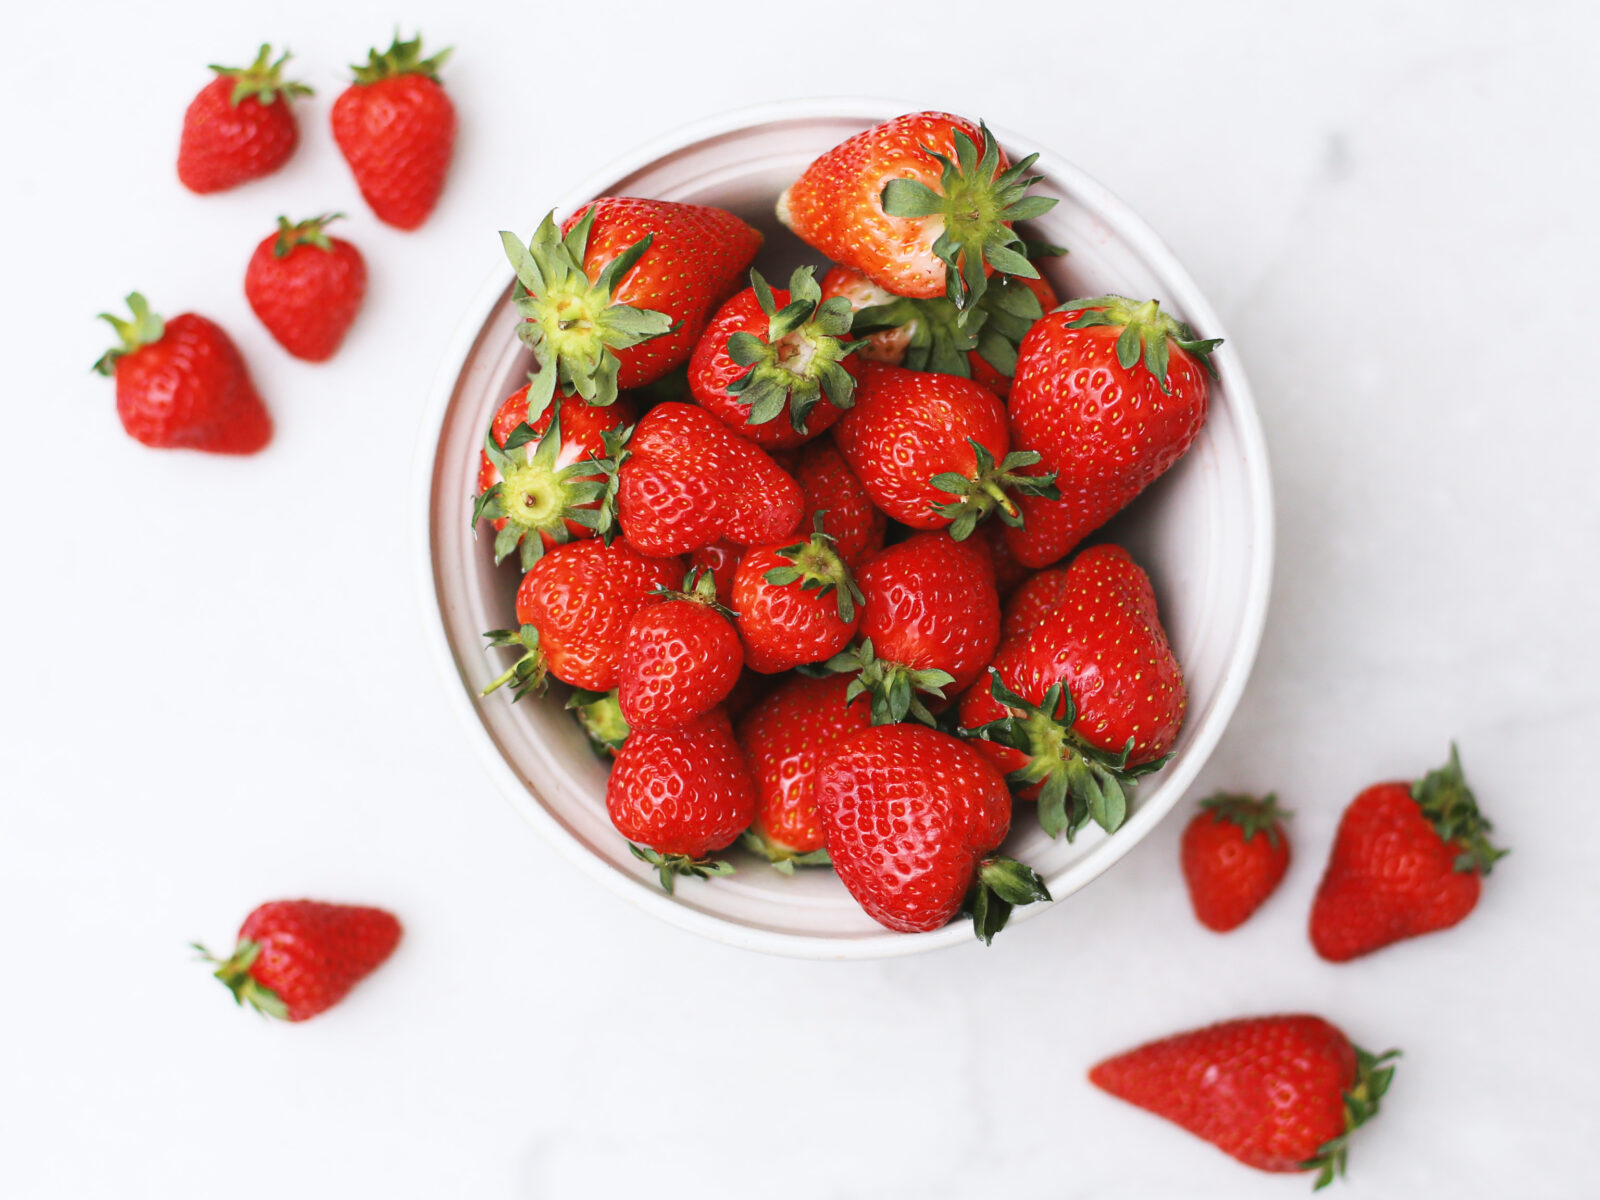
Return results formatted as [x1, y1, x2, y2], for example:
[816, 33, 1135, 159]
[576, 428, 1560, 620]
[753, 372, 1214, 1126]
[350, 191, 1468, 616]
[929, 438, 1058, 540]
[739, 830, 832, 875]
[825, 638, 955, 727]
[93, 292, 165, 376]
[210, 44, 313, 106]
[764, 516, 863, 622]
[1059, 295, 1222, 393]
[1412, 743, 1506, 875]
[653, 568, 735, 618]
[628, 843, 736, 894]
[272, 213, 344, 258]
[191, 939, 290, 1020]
[349, 32, 450, 83]
[566, 688, 630, 757]
[727, 267, 863, 432]
[480, 625, 549, 701]
[1197, 792, 1293, 848]
[966, 856, 1052, 944]
[1303, 1045, 1401, 1190]
[853, 267, 1053, 379]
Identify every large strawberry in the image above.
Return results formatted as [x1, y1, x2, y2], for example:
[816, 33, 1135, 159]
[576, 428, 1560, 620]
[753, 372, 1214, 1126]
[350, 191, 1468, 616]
[1005, 296, 1221, 567]
[1310, 746, 1505, 962]
[94, 293, 271, 454]
[244, 214, 368, 362]
[778, 112, 1055, 309]
[501, 199, 761, 406]
[795, 438, 885, 569]
[817, 723, 1049, 941]
[177, 45, 311, 194]
[195, 900, 401, 1022]
[617, 571, 743, 731]
[733, 519, 863, 674]
[1090, 1016, 1398, 1187]
[1181, 793, 1292, 933]
[833, 361, 1054, 539]
[331, 33, 456, 231]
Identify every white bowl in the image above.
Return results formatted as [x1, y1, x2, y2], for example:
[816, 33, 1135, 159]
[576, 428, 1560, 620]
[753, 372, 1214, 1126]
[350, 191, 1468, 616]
[413, 98, 1274, 959]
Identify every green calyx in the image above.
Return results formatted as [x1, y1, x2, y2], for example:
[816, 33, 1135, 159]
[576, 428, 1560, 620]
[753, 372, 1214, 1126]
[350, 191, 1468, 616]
[965, 856, 1052, 945]
[211, 44, 313, 106]
[929, 437, 1059, 541]
[1412, 743, 1507, 875]
[501, 211, 674, 408]
[566, 688, 630, 757]
[93, 292, 165, 376]
[764, 515, 864, 623]
[739, 829, 832, 875]
[726, 267, 863, 433]
[480, 624, 548, 702]
[853, 265, 1058, 380]
[349, 31, 451, 84]
[825, 637, 955, 727]
[628, 842, 736, 894]
[272, 213, 343, 258]
[1060, 295, 1223, 394]
[1198, 791, 1292, 848]
[653, 567, 735, 617]
[1303, 1045, 1401, 1189]
[191, 939, 289, 1020]
[879, 121, 1058, 310]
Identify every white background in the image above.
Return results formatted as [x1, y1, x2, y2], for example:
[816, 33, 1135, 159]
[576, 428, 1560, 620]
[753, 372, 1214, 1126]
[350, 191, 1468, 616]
[5, 1, 1598, 1196]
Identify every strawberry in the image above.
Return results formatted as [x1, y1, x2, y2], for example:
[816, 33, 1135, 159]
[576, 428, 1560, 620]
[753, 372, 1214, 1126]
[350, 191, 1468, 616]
[999, 565, 1070, 646]
[331, 33, 456, 231]
[1310, 746, 1505, 962]
[778, 112, 1055, 309]
[195, 900, 400, 1022]
[817, 723, 1049, 940]
[501, 199, 761, 406]
[93, 293, 271, 455]
[606, 708, 755, 890]
[481, 538, 682, 699]
[687, 539, 743, 607]
[177, 45, 310, 194]
[795, 438, 885, 570]
[617, 571, 743, 731]
[1005, 296, 1221, 567]
[833, 361, 1055, 539]
[1089, 1015, 1398, 1186]
[819, 266, 911, 365]
[737, 672, 873, 867]
[1181, 793, 1292, 933]
[244, 214, 367, 362]
[474, 383, 632, 569]
[689, 267, 861, 447]
[733, 519, 863, 674]
[978, 517, 1032, 600]
[567, 688, 629, 758]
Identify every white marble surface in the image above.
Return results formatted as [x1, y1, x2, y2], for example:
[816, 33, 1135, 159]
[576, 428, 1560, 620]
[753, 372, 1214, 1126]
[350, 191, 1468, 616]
[5, 1, 1598, 1195]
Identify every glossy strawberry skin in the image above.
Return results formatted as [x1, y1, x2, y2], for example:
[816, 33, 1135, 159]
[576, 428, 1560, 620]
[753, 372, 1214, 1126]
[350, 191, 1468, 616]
[606, 708, 755, 858]
[234, 901, 401, 1022]
[110, 313, 272, 455]
[999, 566, 1071, 646]
[1182, 801, 1291, 933]
[617, 598, 743, 732]
[796, 440, 886, 570]
[244, 228, 367, 362]
[688, 539, 743, 607]
[733, 543, 860, 674]
[332, 74, 455, 230]
[178, 76, 300, 194]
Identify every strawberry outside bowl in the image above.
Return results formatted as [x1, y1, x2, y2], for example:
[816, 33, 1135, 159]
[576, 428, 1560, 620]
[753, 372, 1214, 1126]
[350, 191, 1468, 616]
[413, 97, 1274, 959]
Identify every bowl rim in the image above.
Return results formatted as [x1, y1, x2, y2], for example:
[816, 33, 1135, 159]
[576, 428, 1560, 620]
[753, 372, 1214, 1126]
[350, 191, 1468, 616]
[411, 95, 1276, 959]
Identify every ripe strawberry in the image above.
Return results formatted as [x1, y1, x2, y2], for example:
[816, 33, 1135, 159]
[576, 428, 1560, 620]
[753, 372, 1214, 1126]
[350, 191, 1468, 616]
[733, 520, 863, 674]
[567, 688, 629, 757]
[999, 565, 1070, 646]
[1005, 296, 1221, 567]
[688, 539, 743, 606]
[795, 438, 886, 569]
[474, 383, 632, 569]
[778, 112, 1055, 309]
[978, 517, 1032, 599]
[833, 361, 1055, 539]
[481, 538, 681, 699]
[195, 900, 400, 1022]
[832, 531, 1000, 724]
[1181, 793, 1292, 933]
[331, 33, 455, 231]
[177, 45, 310, 194]
[1310, 746, 1505, 962]
[93, 293, 271, 454]
[817, 723, 1049, 940]
[1089, 1016, 1398, 1186]
[607, 708, 755, 890]
[244, 214, 367, 362]
[617, 571, 743, 731]
[502, 199, 761, 406]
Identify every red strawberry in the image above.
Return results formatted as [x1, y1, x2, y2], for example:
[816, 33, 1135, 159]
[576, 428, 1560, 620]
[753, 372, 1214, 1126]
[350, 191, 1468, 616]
[817, 723, 1049, 940]
[1181, 793, 1292, 933]
[999, 565, 1070, 646]
[1310, 746, 1505, 962]
[606, 708, 755, 889]
[244, 214, 367, 362]
[737, 672, 873, 866]
[778, 112, 1055, 309]
[502, 199, 762, 406]
[688, 539, 743, 607]
[94, 293, 271, 455]
[474, 384, 632, 569]
[1005, 296, 1221, 567]
[1089, 1016, 1398, 1186]
[331, 33, 455, 231]
[481, 538, 682, 698]
[834, 361, 1055, 539]
[733, 520, 863, 674]
[819, 266, 911, 364]
[795, 439, 886, 570]
[566, 688, 630, 758]
[978, 517, 1032, 599]
[196, 900, 400, 1022]
[177, 45, 310, 194]
[617, 571, 743, 731]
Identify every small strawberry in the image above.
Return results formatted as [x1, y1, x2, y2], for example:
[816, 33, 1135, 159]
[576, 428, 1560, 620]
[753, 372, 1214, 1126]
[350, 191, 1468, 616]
[244, 214, 368, 362]
[687, 538, 743, 607]
[195, 900, 400, 1022]
[1310, 746, 1505, 962]
[1005, 296, 1221, 567]
[778, 112, 1056, 309]
[607, 708, 754, 890]
[733, 519, 864, 674]
[502, 198, 762, 405]
[93, 293, 271, 454]
[819, 266, 911, 364]
[999, 565, 1070, 646]
[1181, 793, 1292, 933]
[177, 44, 311, 194]
[817, 723, 1049, 940]
[567, 688, 630, 757]
[1089, 1016, 1399, 1187]
[617, 571, 743, 731]
[331, 33, 456, 231]
[795, 438, 886, 570]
